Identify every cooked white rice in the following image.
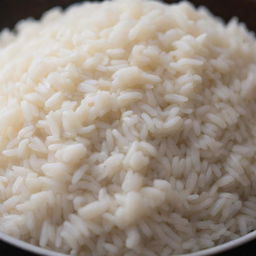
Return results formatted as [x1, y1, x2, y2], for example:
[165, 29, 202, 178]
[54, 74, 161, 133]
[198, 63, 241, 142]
[1, 0, 256, 255]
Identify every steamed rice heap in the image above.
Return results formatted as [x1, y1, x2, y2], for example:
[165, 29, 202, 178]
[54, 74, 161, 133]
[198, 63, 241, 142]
[1, 0, 256, 255]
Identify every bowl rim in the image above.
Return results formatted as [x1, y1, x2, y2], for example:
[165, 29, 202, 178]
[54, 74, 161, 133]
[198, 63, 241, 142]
[0, 229, 256, 256]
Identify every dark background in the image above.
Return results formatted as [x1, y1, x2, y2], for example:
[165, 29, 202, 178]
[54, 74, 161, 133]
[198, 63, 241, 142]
[1, 0, 256, 32]
[0, 0, 256, 255]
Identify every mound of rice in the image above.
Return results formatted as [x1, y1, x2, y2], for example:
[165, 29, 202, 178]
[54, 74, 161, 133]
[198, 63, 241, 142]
[1, 0, 256, 255]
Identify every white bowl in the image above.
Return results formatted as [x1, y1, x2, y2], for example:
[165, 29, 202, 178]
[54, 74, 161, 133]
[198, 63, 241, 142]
[1, 230, 256, 256]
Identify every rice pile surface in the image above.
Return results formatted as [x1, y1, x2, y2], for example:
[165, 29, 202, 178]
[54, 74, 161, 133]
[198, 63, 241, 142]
[1, 0, 256, 255]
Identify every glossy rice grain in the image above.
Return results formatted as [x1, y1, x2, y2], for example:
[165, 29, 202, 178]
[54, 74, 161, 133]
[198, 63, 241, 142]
[1, 0, 256, 255]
